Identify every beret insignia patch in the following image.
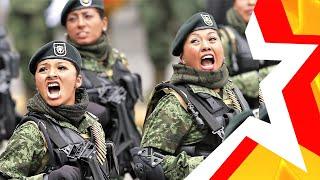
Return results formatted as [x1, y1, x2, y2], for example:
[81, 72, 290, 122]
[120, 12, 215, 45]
[53, 43, 67, 57]
[200, 14, 214, 26]
[80, 0, 92, 7]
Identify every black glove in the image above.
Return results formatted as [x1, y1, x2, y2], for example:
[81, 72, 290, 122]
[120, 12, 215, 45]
[224, 110, 253, 138]
[48, 165, 81, 180]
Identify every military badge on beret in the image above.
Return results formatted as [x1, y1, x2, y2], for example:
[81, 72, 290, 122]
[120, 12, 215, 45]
[200, 14, 214, 26]
[29, 40, 82, 75]
[80, 0, 92, 7]
[53, 43, 67, 57]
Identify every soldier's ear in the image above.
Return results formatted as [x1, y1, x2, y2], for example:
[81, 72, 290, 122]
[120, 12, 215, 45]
[179, 54, 185, 64]
[102, 16, 108, 32]
[75, 74, 82, 88]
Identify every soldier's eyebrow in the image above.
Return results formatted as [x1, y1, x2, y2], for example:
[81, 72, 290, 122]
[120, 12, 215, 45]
[38, 62, 49, 66]
[189, 33, 201, 37]
[208, 31, 218, 36]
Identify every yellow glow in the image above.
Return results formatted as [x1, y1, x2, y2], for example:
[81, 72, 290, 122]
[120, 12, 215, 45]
[311, 73, 320, 112]
[281, 0, 320, 35]
[230, 145, 320, 179]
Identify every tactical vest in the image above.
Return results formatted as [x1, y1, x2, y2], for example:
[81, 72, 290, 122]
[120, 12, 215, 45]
[219, 26, 278, 76]
[18, 112, 113, 179]
[80, 59, 142, 177]
[146, 82, 245, 157]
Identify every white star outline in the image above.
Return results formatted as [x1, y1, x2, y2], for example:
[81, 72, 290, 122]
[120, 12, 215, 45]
[186, 13, 317, 179]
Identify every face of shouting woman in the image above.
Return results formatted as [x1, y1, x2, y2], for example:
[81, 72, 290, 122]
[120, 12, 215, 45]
[35, 59, 82, 106]
[180, 28, 224, 72]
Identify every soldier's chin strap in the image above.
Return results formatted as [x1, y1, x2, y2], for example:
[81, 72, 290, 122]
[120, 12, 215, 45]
[130, 147, 166, 180]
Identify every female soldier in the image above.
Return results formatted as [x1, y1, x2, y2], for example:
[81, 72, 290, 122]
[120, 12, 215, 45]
[60, 0, 142, 176]
[132, 12, 251, 180]
[0, 40, 109, 179]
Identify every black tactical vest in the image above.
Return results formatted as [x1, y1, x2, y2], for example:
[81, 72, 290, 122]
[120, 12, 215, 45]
[18, 112, 110, 179]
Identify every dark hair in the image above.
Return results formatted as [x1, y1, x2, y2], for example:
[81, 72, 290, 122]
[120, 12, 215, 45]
[96, 8, 105, 19]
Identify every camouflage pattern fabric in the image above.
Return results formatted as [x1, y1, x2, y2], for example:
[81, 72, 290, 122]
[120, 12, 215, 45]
[67, 33, 128, 78]
[170, 63, 229, 89]
[0, 112, 103, 179]
[82, 48, 128, 78]
[141, 83, 237, 179]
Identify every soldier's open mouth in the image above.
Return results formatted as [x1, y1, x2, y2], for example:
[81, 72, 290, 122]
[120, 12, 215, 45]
[201, 54, 215, 70]
[47, 82, 61, 99]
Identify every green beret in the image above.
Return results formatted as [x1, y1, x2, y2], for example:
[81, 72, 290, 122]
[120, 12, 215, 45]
[61, 0, 104, 26]
[29, 41, 82, 75]
[171, 12, 218, 56]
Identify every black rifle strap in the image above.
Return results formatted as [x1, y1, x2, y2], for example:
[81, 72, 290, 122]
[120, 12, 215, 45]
[113, 101, 141, 155]
[177, 85, 225, 133]
[155, 83, 225, 133]
[154, 83, 204, 129]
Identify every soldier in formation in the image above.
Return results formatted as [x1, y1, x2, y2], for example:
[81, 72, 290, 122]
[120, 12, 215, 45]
[60, 0, 142, 177]
[131, 12, 253, 180]
[0, 40, 113, 179]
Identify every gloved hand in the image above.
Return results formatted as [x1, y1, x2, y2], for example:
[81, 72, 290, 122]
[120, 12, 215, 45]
[48, 165, 81, 180]
[224, 110, 253, 138]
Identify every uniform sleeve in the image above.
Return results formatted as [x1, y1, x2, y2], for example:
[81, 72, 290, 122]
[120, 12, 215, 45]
[141, 93, 192, 153]
[141, 94, 204, 179]
[0, 121, 47, 180]
[162, 152, 204, 180]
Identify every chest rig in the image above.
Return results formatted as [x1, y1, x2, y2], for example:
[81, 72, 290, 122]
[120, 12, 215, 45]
[146, 82, 244, 157]
[19, 112, 116, 180]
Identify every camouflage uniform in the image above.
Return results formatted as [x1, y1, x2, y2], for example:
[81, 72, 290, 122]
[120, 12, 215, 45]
[219, 8, 276, 108]
[0, 112, 102, 179]
[139, 0, 205, 84]
[141, 78, 240, 179]
[67, 33, 128, 79]
[136, 11, 249, 179]
[82, 47, 128, 78]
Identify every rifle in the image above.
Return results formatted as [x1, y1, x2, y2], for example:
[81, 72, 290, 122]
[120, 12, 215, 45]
[87, 83, 141, 176]
[59, 141, 110, 180]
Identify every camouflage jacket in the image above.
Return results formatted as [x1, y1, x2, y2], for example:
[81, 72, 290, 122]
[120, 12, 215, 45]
[141, 82, 237, 180]
[0, 112, 104, 180]
[82, 48, 128, 79]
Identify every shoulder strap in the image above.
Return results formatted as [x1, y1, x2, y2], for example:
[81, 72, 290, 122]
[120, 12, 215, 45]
[220, 26, 238, 54]
[19, 113, 57, 171]
[175, 85, 226, 135]
[219, 26, 239, 73]
[149, 83, 227, 139]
